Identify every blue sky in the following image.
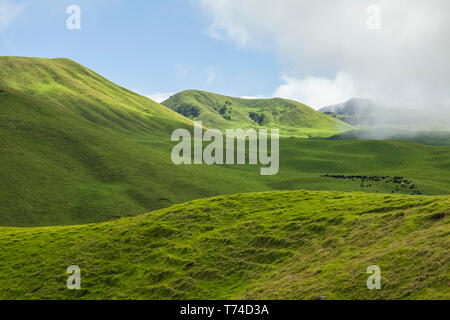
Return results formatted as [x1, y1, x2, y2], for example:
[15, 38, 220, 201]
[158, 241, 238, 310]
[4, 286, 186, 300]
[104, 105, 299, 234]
[0, 0, 280, 101]
[0, 0, 449, 113]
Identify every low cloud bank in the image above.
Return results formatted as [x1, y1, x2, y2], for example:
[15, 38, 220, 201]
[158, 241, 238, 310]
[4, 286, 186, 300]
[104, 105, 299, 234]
[197, 0, 450, 132]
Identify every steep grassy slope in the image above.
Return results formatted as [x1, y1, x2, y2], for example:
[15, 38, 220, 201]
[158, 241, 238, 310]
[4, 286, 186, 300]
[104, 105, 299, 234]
[0, 57, 261, 226]
[0, 190, 448, 300]
[1, 57, 450, 228]
[0, 57, 190, 129]
[162, 90, 353, 137]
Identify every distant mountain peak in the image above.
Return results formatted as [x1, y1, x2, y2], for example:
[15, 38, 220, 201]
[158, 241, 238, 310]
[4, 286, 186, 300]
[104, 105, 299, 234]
[319, 98, 376, 115]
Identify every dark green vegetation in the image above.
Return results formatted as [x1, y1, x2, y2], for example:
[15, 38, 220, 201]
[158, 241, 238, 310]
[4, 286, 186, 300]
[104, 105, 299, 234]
[1, 57, 450, 227]
[321, 174, 423, 195]
[0, 190, 448, 299]
[162, 90, 353, 137]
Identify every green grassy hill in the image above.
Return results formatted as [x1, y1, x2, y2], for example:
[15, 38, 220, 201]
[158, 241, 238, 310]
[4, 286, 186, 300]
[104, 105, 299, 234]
[162, 90, 353, 137]
[0, 57, 449, 300]
[1, 57, 450, 227]
[0, 190, 448, 300]
[0, 57, 190, 129]
[0, 56, 231, 226]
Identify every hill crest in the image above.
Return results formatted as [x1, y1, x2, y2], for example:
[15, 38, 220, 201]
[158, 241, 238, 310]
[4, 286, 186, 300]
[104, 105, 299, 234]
[162, 89, 353, 137]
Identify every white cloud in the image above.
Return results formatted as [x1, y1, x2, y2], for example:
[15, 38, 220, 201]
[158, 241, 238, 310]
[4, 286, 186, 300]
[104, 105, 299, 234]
[240, 95, 267, 99]
[145, 92, 173, 103]
[197, 0, 450, 114]
[0, 0, 28, 32]
[274, 73, 357, 109]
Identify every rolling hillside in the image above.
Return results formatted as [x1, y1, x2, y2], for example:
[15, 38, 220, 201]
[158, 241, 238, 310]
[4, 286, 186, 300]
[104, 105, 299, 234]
[1, 57, 450, 227]
[0, 190, 448, 300]
[0, 58, 448, 300]
[0, 56, 231, 226]
[162, 90, 353, 137]
[0, 57, 190, 130]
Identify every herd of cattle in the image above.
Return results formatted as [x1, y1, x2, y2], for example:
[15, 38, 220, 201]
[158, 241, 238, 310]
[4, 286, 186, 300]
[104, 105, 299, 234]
[321, 174, 422, 195]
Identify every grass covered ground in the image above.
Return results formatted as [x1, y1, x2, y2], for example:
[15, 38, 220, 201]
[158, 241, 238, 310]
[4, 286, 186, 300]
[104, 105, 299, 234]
[0, 190, 448, 300]
[1, 57, 450, 228]
[162, 90, 353, 137]
[0, 57, 448, 300]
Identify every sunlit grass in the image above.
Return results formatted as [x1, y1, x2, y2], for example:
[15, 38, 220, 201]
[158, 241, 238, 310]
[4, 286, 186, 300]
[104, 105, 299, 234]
[0, 190, 448, 299]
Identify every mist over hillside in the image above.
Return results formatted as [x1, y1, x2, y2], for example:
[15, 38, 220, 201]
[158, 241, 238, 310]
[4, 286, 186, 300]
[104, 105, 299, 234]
[320, 97, 450, 139]
[320, 98, 375, 115]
